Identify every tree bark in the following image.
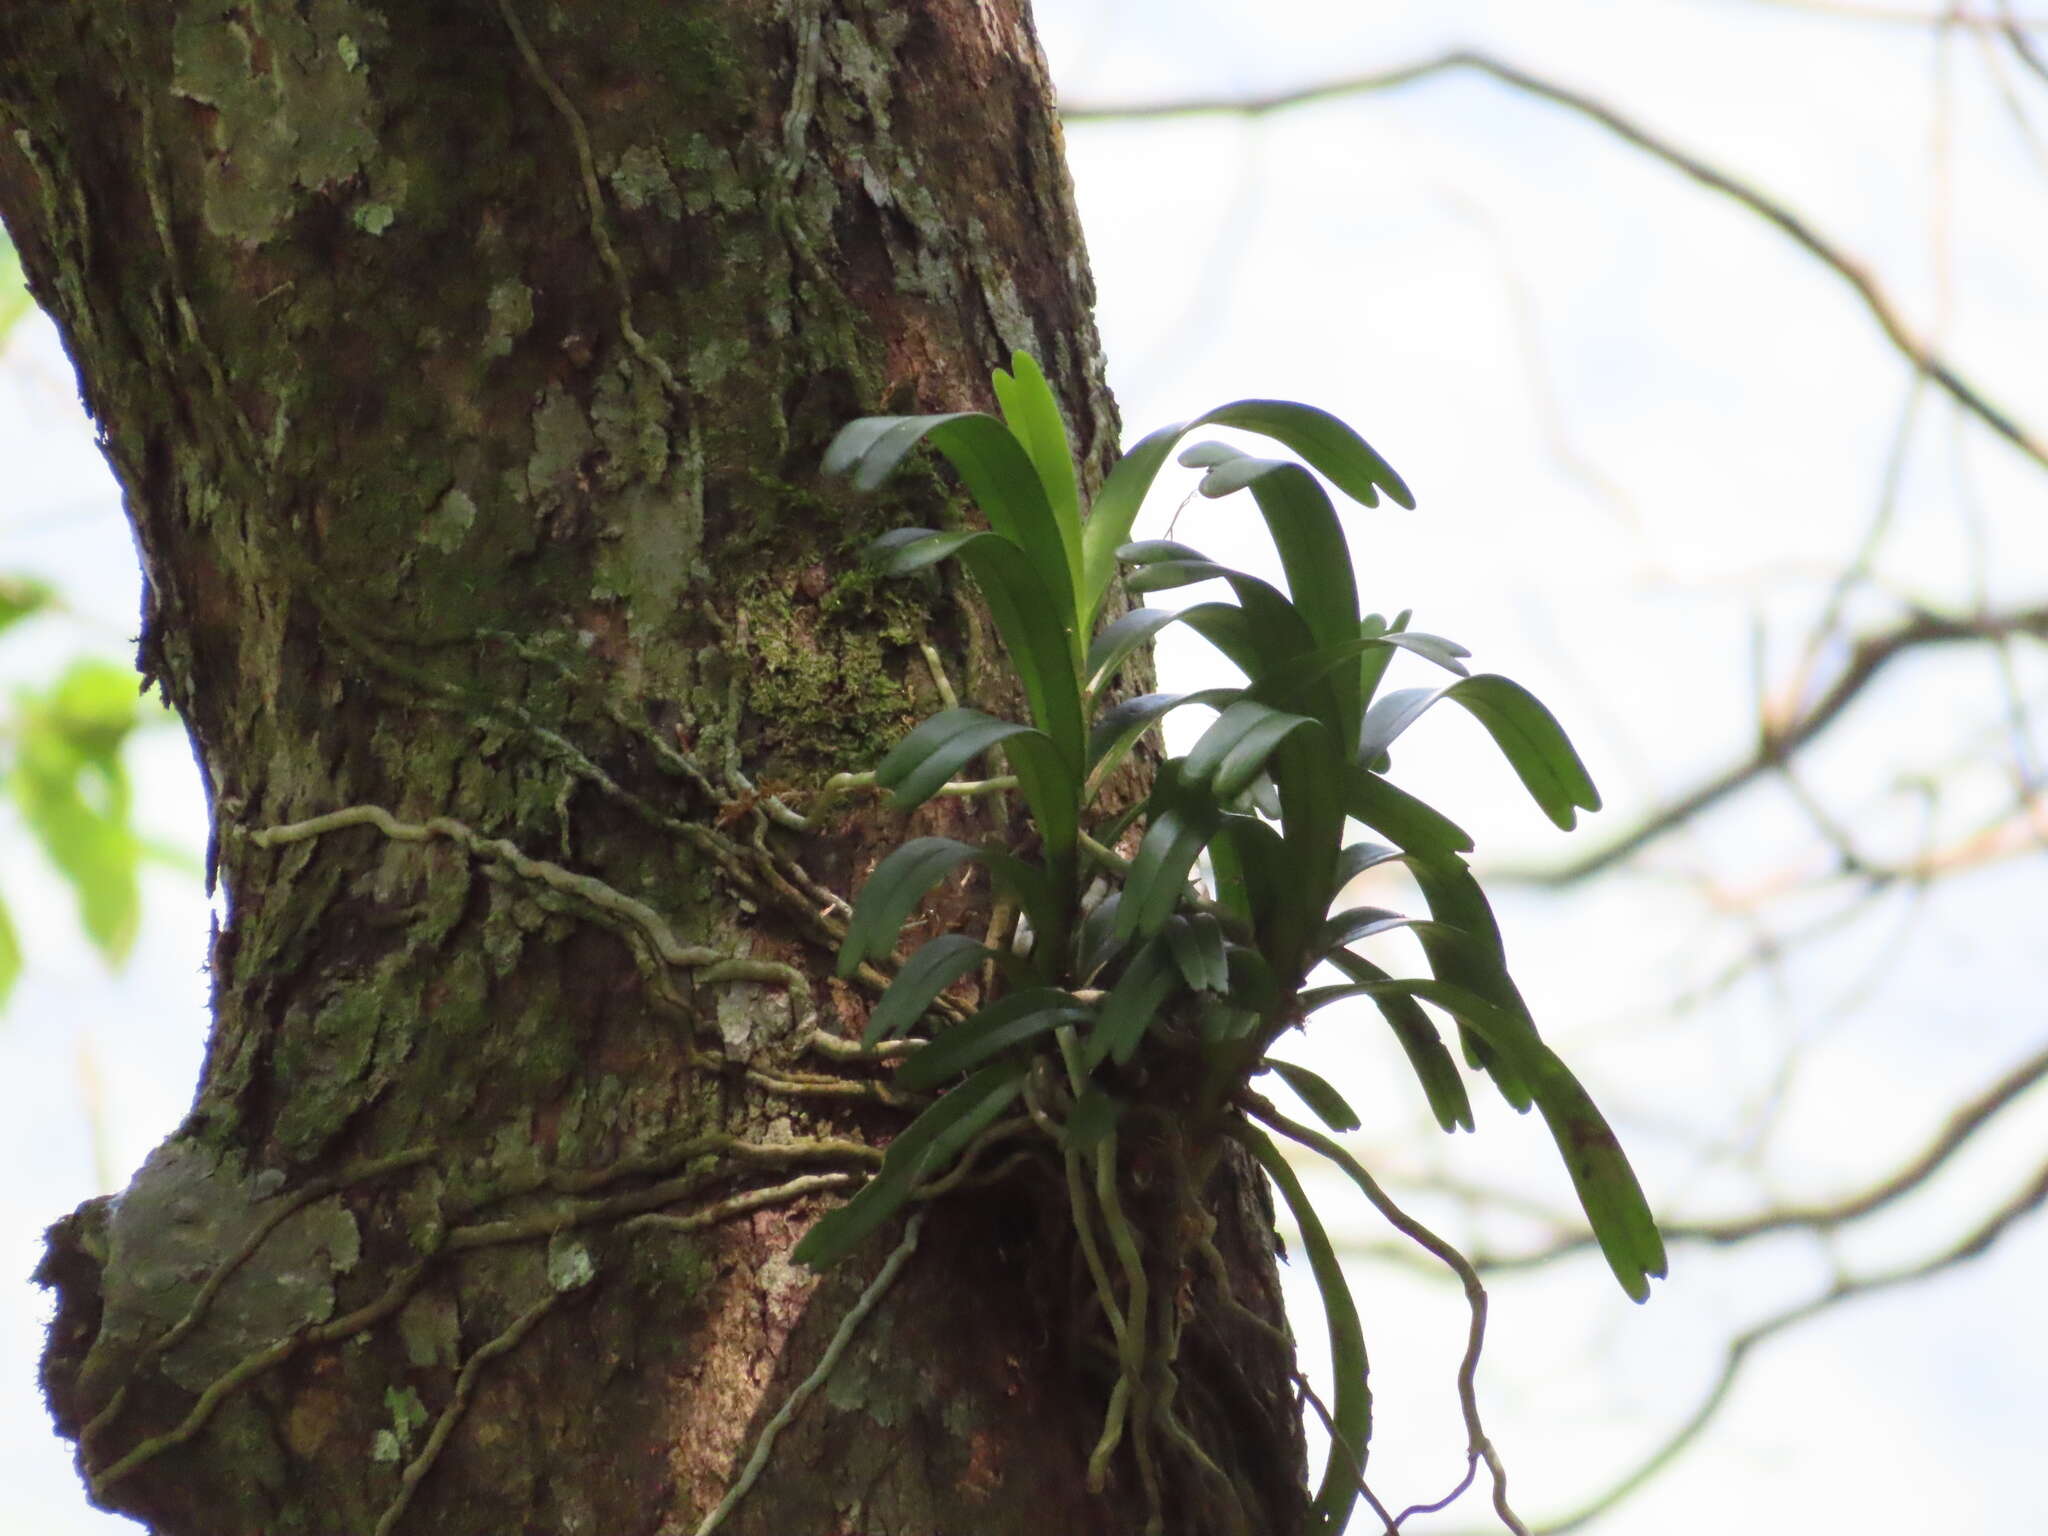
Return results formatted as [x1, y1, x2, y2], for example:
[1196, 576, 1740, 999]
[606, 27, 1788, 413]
[3, 3, 1306, 1534]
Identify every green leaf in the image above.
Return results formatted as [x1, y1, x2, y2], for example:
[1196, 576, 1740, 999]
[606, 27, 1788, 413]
[1080, 420, 1191, 630]
[1314, 905, 1438, 954]
[1115, 791, 1221, 941]
[837, 837, 1054, 978]
[1180, 449, 1363, 744]
[895, 988, 1094, 1091]
[863, 934, 1005, 1044]
[1359, 675, 1600, 831]
[1262, 1058, 1362, 1133]
[1089, 935, 1180, 1067]
[1076, 398, 1412, 632]
[0, 574, 56, 636]
[990, 351, 1084, 596]
[1322, 950, 1475, 1133]
[1334, 840, 1403, 891]
[1181, 699, 1322, 802]
[875, 707, 1078, 860]
[792, 1062, 1027, 1270]
[1084, 606, 1180, 696]
[831, 411, 1082, 663]
[0, 895, 20, 1014]
[870, 528, 1086, 777]
[1294, 973, 1665, 1300]
[1086, 687, 1239, 777]
[1403, 858, 1538, 1110]
[1344, 768, 1474, 861]
[1169, 911, 1229, 992]
[1198, 398, 1414, 512]
[1245, 1126, 1371, 1536]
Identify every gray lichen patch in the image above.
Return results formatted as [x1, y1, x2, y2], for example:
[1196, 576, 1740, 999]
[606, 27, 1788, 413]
[609, 144, 682, 221]
[170, 1, 390, 246]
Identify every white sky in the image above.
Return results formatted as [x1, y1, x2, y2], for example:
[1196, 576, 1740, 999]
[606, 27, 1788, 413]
[3, 1, 2045, 1530]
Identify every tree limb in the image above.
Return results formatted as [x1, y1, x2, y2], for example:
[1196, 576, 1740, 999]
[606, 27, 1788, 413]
[1063, 49, 2048, 476]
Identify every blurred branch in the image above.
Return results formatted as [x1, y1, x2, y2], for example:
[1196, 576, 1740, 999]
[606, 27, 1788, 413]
[1496, 602, 2048, 885]
[1063, 50, 2048, 476]
[1445, 1154, 2048, 1535]
[1464, 1040, 2048, 1272]
[1733, 0, 2048, 25]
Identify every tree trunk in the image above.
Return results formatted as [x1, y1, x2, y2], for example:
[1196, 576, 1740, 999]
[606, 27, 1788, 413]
[2, 4, 1306, 1534]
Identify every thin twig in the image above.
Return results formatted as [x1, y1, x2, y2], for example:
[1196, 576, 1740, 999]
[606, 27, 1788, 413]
[1063, 49, 2048, 474]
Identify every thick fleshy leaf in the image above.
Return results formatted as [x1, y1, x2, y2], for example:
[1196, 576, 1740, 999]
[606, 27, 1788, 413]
[1084, 606, 1180, 696]
[871, 528, 1086, 775]
[990, 351, 1084, 598]
[1246, 1127, 1371, 1536]
[1323, 949, 1474, 1133]
[863, 934, 1006, 1045]
[1404, 858, 1537, 1110]
[1293, 973, 1665, 1300]
[1334, 840, 1403, 892]
[792, 1062, 1027, 1270]
[837, 838, 1054, 978]
[895, 988, 1094, 1091]
[1345, 768, 1474, 861]
[830, 411, 1080, 656]
[1080, 420, 1191, 628]
[1359, 675, 1600, 831]
[1181, 700, 1321, 799]
[1164, 912, 1229, 993]
[1086, 687, 1239, 778]
[1198, 398, 1414, 511]
[1314, 905, 1439, 954]
[1116, 796, 1222, 941]
[1090, 936, 1180, 1066]
[876, 708, 1046, 810]
[1253, 630, 1471, 715]
[1262, 1058, 1362, 1133]
[1181, 449, 1362, 743]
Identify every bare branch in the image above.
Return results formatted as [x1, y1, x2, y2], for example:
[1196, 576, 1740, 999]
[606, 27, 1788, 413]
[1062, 50, 2048, 476]
[1493, 603, 2048, 886]
[1467, 1040, 2048, 1271]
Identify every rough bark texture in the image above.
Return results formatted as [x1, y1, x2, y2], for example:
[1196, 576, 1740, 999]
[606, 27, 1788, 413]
[2, 4, 1308, 1533]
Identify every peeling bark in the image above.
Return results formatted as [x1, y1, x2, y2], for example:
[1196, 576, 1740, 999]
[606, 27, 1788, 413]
[2, 4, 1307, 1533]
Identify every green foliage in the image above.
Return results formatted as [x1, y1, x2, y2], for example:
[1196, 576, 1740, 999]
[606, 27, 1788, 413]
[800, 353, 1665, 1528]
[0, 631, 163, 1010]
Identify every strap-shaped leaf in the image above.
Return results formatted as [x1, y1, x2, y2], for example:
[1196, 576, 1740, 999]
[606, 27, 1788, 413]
[837, 837, 1054, 978]
[991, 351, 1085, 600]
[1089, 935, 1181, 1066]
[1164, 912, 1229, 993]
[1334, 840, 1403, 891]
[1087, 687, 1239, 776]
[1314, 905, 1441, 954]
[1296, 973, 1665, 1301]
[1077, 399, 1412, 631]
[1323, 949, 1475, 1133]
[863, 934, 1007, 1045]
[1084, 605, 1180, 696]
[1198, 398, 1414, 512]
[876, 708, 1045, 810]
[1253, 630, 1471, 715]
[895, 987, 1094, 1091]
[1181, 699, 1322, 802]
[1359, 675, 1600, 831]
[791, 1061, 1027, 1270]
[1262, 1058, 1363, 1133]
[1345, 768, 1474, 861]
[1181, 448, 1363, 744]
[870, 528, 1086, 777]
[830, 411, 1080, 659]
[1403, 858, 1537, 1110]
[1115, 794, 1222, 941]
[1244, 1126, 1371, 1536]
